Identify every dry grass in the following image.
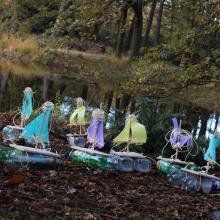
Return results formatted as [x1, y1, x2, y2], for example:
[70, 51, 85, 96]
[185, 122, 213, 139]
[0, 34, 38, 56]
[0, 58, 49, 78]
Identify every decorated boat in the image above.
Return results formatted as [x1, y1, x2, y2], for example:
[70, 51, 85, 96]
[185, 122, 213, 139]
[10, 101, 60, 156]
[181, 133, 220, 193]
[108, 114, 151, 173]
[67, 97, 88, 147]
[0, 101, 60, 165]
[69, 108, 109, 170]
[157, 118, 197, 178]
[2, 87, 33, 142]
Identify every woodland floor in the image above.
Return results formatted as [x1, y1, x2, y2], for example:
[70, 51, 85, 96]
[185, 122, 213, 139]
[0, 114, 220, 220]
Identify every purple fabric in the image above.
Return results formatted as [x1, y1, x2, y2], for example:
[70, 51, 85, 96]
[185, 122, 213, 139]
[170, 130, 192, 147]
[87, 118, 104, 148]
[170, 118, 192, 148]
[172, 118, 179, 129]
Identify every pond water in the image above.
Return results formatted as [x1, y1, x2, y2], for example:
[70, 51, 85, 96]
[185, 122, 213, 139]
[0, 59, 114, 112]
[0, 59, 218, 142]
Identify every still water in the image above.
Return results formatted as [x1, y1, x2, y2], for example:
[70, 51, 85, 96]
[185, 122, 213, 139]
[0, 59, 118, 112]
[0, 59, 218, 141]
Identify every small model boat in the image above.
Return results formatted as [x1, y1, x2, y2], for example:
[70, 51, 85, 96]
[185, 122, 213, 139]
[67, 97, 88, 147]
[2, 87, 33, 142]
[69, 108, 109, 170]
[108, 114, 151, 173]
[9, 101, 60, 158]
[157, 118, 195, 165]
[156, 118, 201, 187]
[181, 133, 220, 193]
[157, 118, 197, 180]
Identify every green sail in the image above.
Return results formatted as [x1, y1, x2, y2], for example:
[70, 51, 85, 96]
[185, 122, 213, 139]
[113, 115, 147, 144]
[69, 106, 87, 126]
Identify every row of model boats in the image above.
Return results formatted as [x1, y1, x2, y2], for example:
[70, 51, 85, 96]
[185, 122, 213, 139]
[1, 87, 220, 194]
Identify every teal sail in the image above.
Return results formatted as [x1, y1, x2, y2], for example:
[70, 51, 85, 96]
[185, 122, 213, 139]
[21, 87, 33, 120]
[204, 134, 220, 162]
[20, 102, 54, 145]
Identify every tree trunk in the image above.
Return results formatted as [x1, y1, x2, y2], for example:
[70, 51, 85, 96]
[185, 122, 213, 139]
[43, 77, 53, 101]
[214, 115, 219, 132]
[119, 94, 131, 113]
[10, 1, 19, 34]
[142, 0, 157, 46]
[1, 73, 9, 91]
[130, 0, 143, 59]
[191, 113, 199, 137]
[105, 90, 114, 113]
[81, 85, 88, 101]
[172, 102, 180, 113]
[115, 96, 122, 120]
[116, 6, 128, 57]
[115, 96, 121, 111]
[130, 98, 136, 113]
[52, 0, 73, 36]
[208, 116, 215, 139]
[125, 15, 135, 51]
[199, 112, 210, 137]
[59, 83, 66, 95]
[155, 0, 165, 45]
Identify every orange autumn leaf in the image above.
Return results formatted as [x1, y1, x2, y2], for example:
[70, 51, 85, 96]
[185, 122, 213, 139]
[4, 175, 24, 185]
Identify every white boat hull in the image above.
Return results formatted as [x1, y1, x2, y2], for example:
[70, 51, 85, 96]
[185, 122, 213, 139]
[10, 144, 60, 158]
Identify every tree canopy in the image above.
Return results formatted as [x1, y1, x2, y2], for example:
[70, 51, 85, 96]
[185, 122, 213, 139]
[0, 0, 220, 110]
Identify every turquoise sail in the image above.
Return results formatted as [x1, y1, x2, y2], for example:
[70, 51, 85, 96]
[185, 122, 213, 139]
[20, 102, 54, 145]
[21, 87, 33, 120]
[204, 135, 220, 162]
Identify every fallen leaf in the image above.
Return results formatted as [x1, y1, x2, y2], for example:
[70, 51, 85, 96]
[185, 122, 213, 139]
[49, 170, 57, 177]
[4, 175, 24, 185]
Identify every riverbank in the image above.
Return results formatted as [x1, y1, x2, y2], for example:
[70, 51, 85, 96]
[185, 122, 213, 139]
[0, 113, 219, 219]
[0, 34, 129, 77]
[1, 34, 220, 114]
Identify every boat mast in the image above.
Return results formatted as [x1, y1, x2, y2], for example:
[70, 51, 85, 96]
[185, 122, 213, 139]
[172, 120, 182, 160]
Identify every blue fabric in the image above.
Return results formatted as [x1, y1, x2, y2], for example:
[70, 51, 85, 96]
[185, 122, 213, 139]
[204, 135, 220, 162]
[20, 107, 53, 144]
[21, 92, 33, 120]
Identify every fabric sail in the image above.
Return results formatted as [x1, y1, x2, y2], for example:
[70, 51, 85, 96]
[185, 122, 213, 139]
[170, 118, 192, 148]
[113, 115, 147, 144]
[20, 105, 53, 144]
[87, 109, 104, 148]
[69, 106, 86, 125]
[204, 135, 220, 162]
[21, 88, 33, 120]
[170, 131, 192, 147]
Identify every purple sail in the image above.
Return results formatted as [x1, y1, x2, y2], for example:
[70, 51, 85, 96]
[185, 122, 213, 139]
[87, 109, 104, 148]
[170, 118, 192, 148]
[172, 118, 179, 129]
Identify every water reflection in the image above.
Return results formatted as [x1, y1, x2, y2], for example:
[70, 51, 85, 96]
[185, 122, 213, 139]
[0, 60, 218, 141]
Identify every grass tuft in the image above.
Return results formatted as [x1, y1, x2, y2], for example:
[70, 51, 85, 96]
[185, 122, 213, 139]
[0, 34, 38, 57]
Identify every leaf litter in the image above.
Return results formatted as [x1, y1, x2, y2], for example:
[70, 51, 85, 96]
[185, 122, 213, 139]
[0, 114, 219, 219]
